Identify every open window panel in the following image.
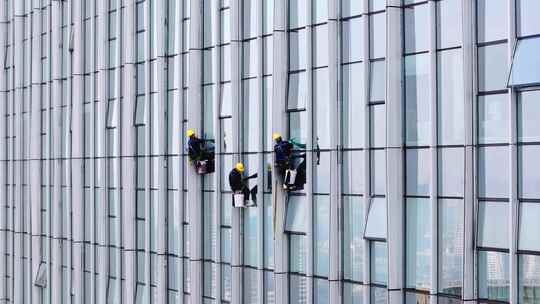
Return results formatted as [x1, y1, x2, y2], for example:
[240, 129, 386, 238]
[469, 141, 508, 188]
[363, 197, 387, 241]
[508, 36, 540, 89]
[284, 195, 307, 234]
[477, 200, 509, 250]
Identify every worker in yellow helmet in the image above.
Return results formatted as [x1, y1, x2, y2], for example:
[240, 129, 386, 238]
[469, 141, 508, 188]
[186, 129, 215, 173]
[272, 132, 306, 190]
[229, 162, 258, 207]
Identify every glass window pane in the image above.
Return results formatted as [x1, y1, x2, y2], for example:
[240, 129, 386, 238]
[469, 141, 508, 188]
[478, 44, 508, 92]
[370, 60, 386, 102]
[342, 0, 363, 17]
[285, 195, 307, 233]
[313, 24, 329, 67]
[406, 198, 432, 290]
[518, 0, 540, 37]
[314, 152, 331, 193]
[243, 79, 260, 152]
[342, 63, 365, 148]
[313, 0, 328, 23]
[438, 148, 464, 197]
[478, 251, 509, 302]
[221, 45, 231, 81]
[371, 149, 386, 196]
[364, 198, 387, 240]
[243, 0, 257, 39]
[263, 0, 274, 34]
[243, 207, 258, 266]
[342, 151, 364, 195]
[518, 90, 540, 142]
[343, 283, 363, 304]
[289, 0, 307, 29]
[371, 242, 388, 285]
[508, 37, 540, 88]
[289, 275, 308, 303]
[221, 228, 231, 263]
[314, 279, 329, 304]
[519, 254, 540, 304]
[437, 0, 462, 49]
[314, 68, 330, 149]
[478, 146, 509, 198]
[221, 265, 232, 301]
[343, 197, 364, 281]
[243, 268, 259, 302]
[370, 13, 386, 59]
[518, 203, 540, 252]
[264, 271, 275, 304]
[438, 199, 464, 296]
[243, 39, 257, 78]
[288, 72, 307, 110]
[370, 104, 386, 147]
[263, 36, 273, 75]
[405, 54, 430, 146]
[478, 201, 509, 249]
[404, 4, 429, 53]
[478, 94, 508, 144]
[477, 0, 507, 43]
[289, 29, 307, 71]
[221, 9, 231, 43]
[342, 17, 363, 63]
[314, 196, 330, 277]
[289, 111, 308, 144]
[405, 149, 430, 196]
[290, 235, 306, 274]
[437, 49, 464, 145]
[519, 145, 540, 199]
[264, 195, 274, 269]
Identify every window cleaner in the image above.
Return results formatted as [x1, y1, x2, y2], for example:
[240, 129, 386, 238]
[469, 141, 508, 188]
[272, 132, 306, 191]
[229, 162, 258, 208]
[186, 129, 215, 174]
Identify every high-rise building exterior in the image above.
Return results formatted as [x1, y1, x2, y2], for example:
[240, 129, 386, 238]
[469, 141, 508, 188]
[0, 0, 539, 303]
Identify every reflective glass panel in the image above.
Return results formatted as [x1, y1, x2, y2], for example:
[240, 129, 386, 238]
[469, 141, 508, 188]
[289, 29, 307, 71]
[314, 279, 330, 304]
[314, 196, 330, 277]
[313, 0, 328, 24]
[364, 198, 387, 240]
[438, 199, 464, 296]
[508, 37, 540, 88]
[285, 195, 307, 233]
[371, 242, 388, 285]
[478, 146, 509, 198]
[477, 0, 507, 43]
[342, 151, 365, 195]
[478, 251, 509, 302]
[519, 254, 540, 304]
[437, 0, 461, 49]
[437, 49, 464, 145]
[404, 4, 429, 53]
[290, 275, 308, 303]
[288, 72, 307, 110]
[517, 0, 540, 37]
[290, 235, 307, 273]
[342, 63, 365, 148]
[406, 198, 432, 290]
[438, 148, 464, 197]
[343, 283, 363, 304]
[289, 0, 307, 29]
[371, 149, 386, 196]
[289, 111, 308, 144]
[370, 104, 386, 147]
[314, 68, 330, 149]
[370, 13, 386, 59]
[519, 145, 540, 199]
[342, 0, 363, 17]
[405, 149, 430, 196]
[518, 203, 540, 252]
[478, 44, 508, 92]
[370, 60, 386, 102]
[518, 90, 540, 142]
[342, 17, 363, 63]
[343, 196, 364, 281]
[405, 54, 430, 146]
[478, 93, 508, 144]
[478, 201, 509, 249]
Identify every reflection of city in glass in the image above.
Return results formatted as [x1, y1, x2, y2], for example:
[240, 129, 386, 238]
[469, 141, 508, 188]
[0, 0, 539, 303]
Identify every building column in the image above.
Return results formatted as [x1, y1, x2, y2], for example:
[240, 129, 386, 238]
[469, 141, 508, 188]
[122, 0, 137, 302]
[188, 0, 204, 302]
[461, 0, 476, 301]
[272, 0, 289, 303]
[386, 1, 404, 304]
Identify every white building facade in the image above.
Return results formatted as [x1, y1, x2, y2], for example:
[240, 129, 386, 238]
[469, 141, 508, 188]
[0, 0, 539, 303]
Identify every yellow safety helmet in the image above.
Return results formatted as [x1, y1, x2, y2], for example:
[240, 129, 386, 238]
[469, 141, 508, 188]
[235, 162, 245, 172]
[272, 132, 282, 141]
[186, 129, 195, 137]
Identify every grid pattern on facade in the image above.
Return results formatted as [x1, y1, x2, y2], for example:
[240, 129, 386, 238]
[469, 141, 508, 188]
[0, 0, 539, 304]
